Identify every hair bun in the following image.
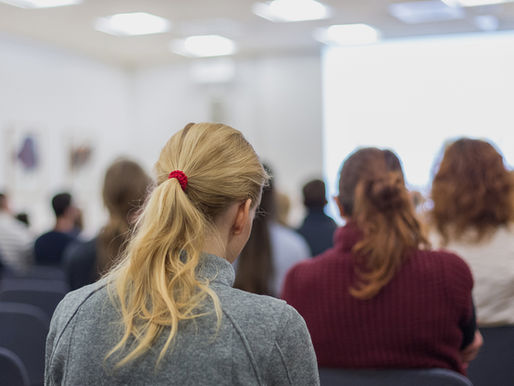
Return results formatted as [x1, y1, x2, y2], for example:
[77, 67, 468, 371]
[368, 173, 406, 211]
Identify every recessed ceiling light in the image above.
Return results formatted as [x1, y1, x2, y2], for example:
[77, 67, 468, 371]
[0, 0, 81, 8]
[171, 35, 236, 58]
[443, 0, 514, 6]
[389, 1, 464, 24]
[252, 0, 331, 22]
[314, 24, 381, 46]
[95, 12, 171, 37]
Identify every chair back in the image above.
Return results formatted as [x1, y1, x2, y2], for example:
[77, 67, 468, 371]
[19, 266, 67, 281]
[319, 368, 472, 386]
[0, 302, 49, 386]
[467, 326, 514, 386]
[0, 277, 69, 292]
[0, 347, 30, 386]
[0, 281, 67, 319]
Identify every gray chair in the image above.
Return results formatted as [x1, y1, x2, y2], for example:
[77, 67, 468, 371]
[467, 326, 514, 386]
[0, 347, 30, 386]
[0, 277, 69, 293]
[0, 279, 68, 319]
[319, 368, 473, 386]
[0, 302, 49, 386]
[19, 266, 67, 281]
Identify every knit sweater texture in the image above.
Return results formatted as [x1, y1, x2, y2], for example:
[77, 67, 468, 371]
[45, 254, 319, 385]
[282, 223, 473, 374]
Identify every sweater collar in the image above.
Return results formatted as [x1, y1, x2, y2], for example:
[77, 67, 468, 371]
[196, 253, 235, 287]
[334, 221, 363, 253]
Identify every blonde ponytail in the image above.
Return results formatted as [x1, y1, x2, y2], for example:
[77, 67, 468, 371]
[105, 123, 267, 367]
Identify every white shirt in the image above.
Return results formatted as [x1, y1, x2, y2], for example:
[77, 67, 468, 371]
[430, 224, 514, 326]
[269, 222, 310, 297]
[0, 211, 34, 272]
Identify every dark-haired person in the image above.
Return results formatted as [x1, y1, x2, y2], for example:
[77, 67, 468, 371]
[0, 192, 34, 272]
[297, 179, 337, 256]
[234, 167, 310, 297]
[282, 147, 482, 375]
[34, 192, 79, 266]
[430, 138, 514, 326]
[64, 159, 151, 290]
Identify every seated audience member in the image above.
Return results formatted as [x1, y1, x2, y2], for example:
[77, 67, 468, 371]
[46, 123, 319, 386]
[0, 192, 33, 272]
[34, 192, 79, 266]
[275, 190, 291, 227]
[297, 179, 337, 256]
[282, 147, 482, 374]
[430, 138, 514, 326]
[65, 159, 151, 290]
[234, 168, 310, 296]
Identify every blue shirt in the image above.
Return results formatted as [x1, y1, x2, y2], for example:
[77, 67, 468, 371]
[34, 230, 75, 266]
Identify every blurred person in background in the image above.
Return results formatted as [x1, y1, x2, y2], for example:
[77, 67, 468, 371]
[275, 190, 291, 227]
[34, 192, 79, 266]
[234, 166, 310, 296]
[297, 179, 337, 256]
[0, 192, 34, 273]
[46, 123, 319, 386]
[64, 159, 151, 290]
[430, 138, 514, 326]
[283, 147, 482, 375]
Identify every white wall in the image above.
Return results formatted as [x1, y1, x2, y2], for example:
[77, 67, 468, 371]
[322, 32, 514, 222]
[132, 55, 324, 225]
[0, 35, 324, 233]
[0, 33, 136, 234]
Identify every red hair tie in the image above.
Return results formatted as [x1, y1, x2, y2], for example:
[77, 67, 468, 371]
[168, 170, 188, 191]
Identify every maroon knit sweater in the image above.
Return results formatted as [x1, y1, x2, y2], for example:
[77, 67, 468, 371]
[282, 223, 473, 374]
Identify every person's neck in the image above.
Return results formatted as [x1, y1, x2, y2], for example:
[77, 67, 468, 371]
[54, 217, 74, 233]
[203, 234, 228, 261]
[308, 206, 325, 214]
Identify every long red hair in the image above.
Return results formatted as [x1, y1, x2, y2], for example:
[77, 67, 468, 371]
[431, 138, 514, 244]
[339, 148, 429, 300]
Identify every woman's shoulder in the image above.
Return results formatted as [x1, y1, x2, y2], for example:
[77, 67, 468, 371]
[410, 248, 473, 292]
[221, 286, 304, 336]
[222, 286, 294, 320]
[50, 279, 110, 330]
[413, 247, 471, 272]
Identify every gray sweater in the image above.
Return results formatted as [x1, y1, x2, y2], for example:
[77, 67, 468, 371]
[45, 254, 320, 385]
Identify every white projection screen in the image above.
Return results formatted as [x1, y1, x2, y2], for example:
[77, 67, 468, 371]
[322, 32, 514, 222]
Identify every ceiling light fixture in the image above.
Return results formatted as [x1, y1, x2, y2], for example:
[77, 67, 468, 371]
[442, 0, 514, 6]
[0, 0, 81, 8]
[171, 35, 236, 58]
[252, 0, 331, 22]
[314, 24, 381, 46]
[95, 12, 171, 37]
[389, 1, 465, 24]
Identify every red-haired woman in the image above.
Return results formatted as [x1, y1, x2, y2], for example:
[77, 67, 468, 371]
[282, 147, 482, 375]
[430, 138, 514, 326]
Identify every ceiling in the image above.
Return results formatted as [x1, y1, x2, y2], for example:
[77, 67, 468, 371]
[1, 0, 513, 68]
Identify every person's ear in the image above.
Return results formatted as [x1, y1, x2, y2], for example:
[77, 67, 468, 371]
[334, 196, 346, 218]
[233, 198, 252, 235]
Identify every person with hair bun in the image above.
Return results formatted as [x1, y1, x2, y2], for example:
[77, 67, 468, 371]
[46, 123, 319, 386]
[282, 147, 481, 375]
[64, 158, 152, 290]
[430, 138, 514, 326]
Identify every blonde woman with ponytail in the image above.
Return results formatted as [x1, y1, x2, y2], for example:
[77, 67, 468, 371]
[283, 147, 481, 376]
[45, 123, 319, 386]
